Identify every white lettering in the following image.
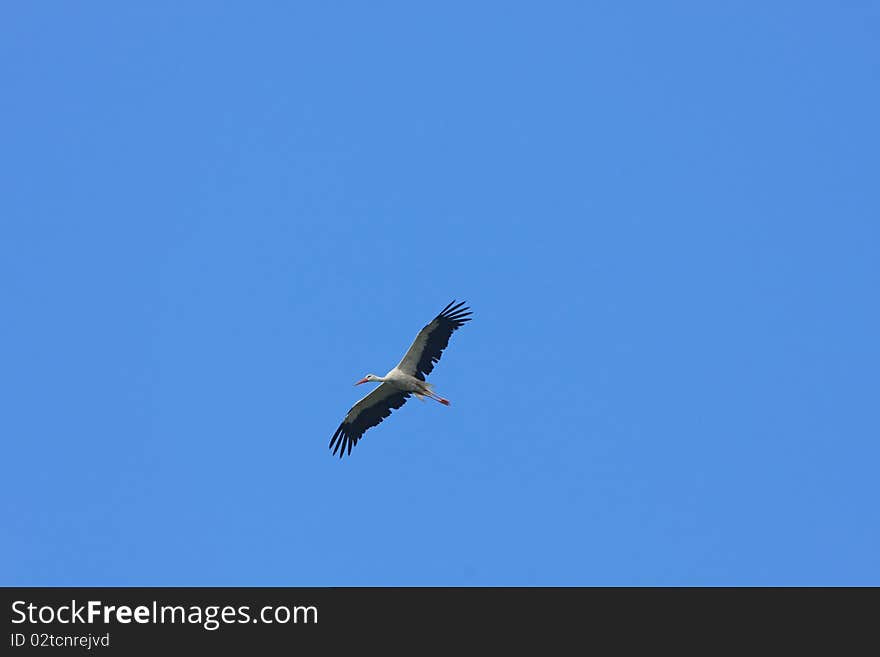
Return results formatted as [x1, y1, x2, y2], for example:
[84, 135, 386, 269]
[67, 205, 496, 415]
[11, 602, 26, 624]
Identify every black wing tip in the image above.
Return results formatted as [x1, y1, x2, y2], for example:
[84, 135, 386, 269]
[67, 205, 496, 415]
[329, 424, 356, 459]
[438, 300, 472, 322]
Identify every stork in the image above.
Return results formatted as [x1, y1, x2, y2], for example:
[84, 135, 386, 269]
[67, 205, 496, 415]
[329, 300, 473, 457]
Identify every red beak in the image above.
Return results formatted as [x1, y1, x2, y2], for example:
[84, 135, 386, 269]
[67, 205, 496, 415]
[354, 378, 369, 385]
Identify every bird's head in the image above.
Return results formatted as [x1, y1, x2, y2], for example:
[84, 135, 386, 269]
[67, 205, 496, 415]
[355, 374, 380, 385]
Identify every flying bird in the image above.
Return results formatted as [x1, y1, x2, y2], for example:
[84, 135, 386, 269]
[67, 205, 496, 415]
[329, 300, 473, 458]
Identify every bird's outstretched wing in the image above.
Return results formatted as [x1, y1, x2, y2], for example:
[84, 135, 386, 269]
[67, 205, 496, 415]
[329, 383, 411, 458]
[396, 300, 472, 381]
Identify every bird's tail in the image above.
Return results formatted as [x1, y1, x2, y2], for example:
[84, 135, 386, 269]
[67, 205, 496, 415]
[422, 383, 450, 405]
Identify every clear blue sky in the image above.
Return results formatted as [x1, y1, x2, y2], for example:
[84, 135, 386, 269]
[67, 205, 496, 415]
[3, 3, 878, 586]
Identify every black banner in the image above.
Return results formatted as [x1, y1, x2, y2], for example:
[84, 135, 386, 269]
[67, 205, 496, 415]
[1, 587, 873, 651]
